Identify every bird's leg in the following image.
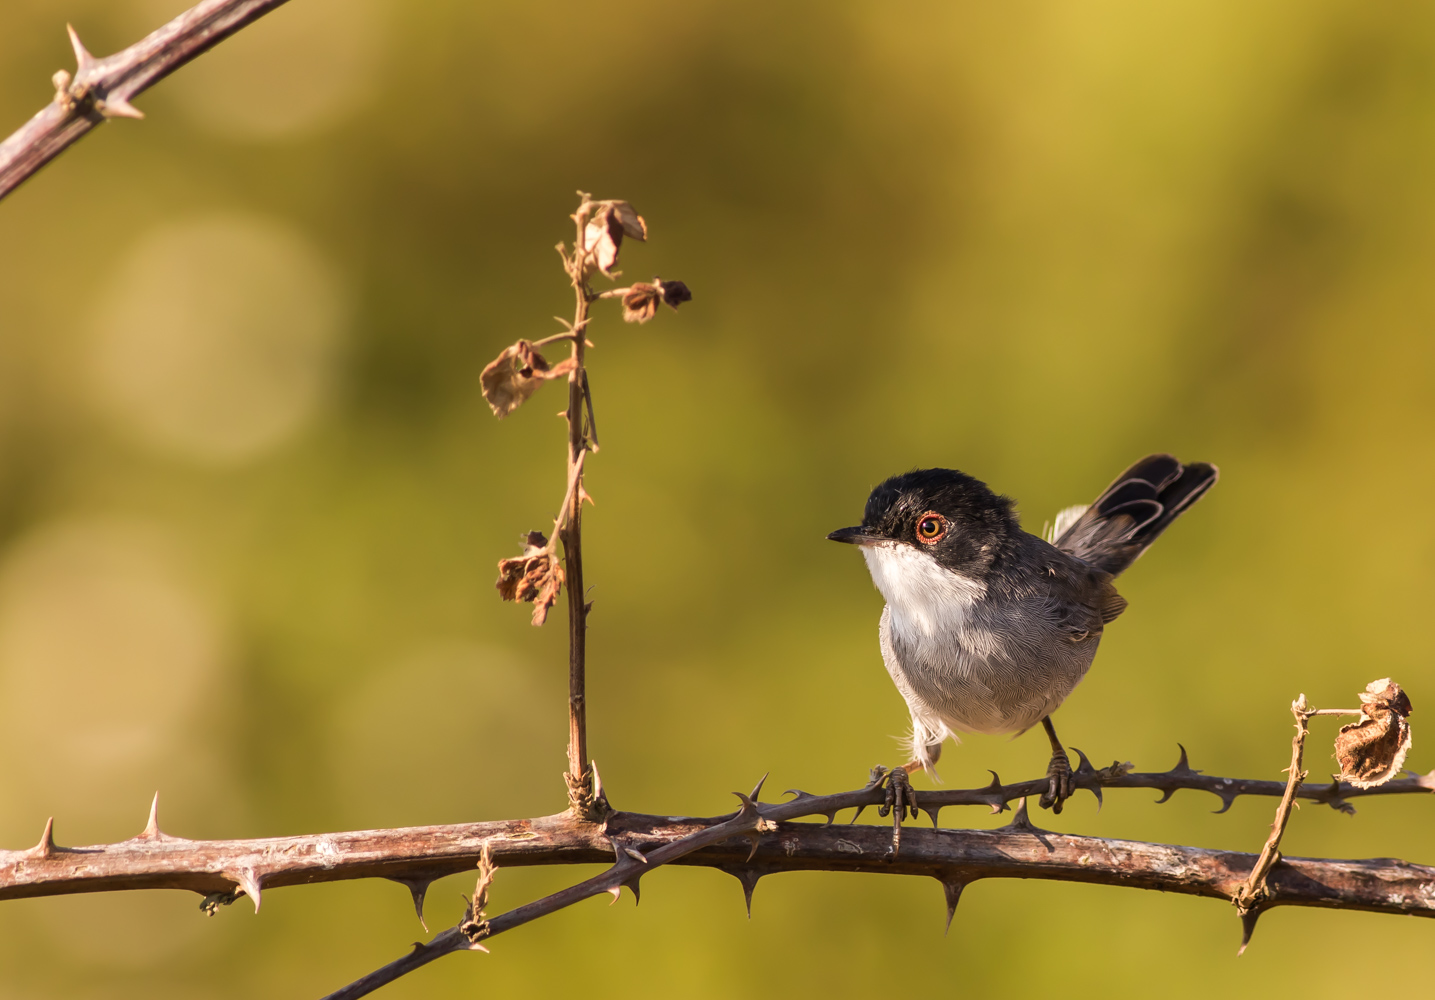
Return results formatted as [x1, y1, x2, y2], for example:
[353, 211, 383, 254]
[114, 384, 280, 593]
[1039, 716, 1074, 814]
[875, 762, 921, 855]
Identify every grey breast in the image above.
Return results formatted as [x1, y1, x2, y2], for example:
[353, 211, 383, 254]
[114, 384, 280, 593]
[882, 589, 1099, 737]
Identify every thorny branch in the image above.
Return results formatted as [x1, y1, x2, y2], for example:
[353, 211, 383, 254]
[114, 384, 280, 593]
[0, 0, 293, 201]
[2, 757, 1429, 998]
[3, 753, 1430, 905]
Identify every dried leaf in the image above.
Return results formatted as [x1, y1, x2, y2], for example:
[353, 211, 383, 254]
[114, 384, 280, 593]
[622, 283, 661, 324]
[1335, 678, 1413, 788]
[495, 531, 565, 625]
[480, 340, 577, 418]
[583, 208, 626, 277]
[608, 201, 647, 241]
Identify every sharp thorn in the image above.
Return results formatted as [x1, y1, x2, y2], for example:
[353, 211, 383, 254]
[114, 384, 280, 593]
[139, 792, 161, 840]
[390, 878, 432, 932]
[1155, 789, 1178, 805]
[744, 831, 761, 863]
[984, 770, 1003, 792]
[1237, 908, 1261, 955]
[824, 811, 838, 826]
[66, 24, 95, 72]
[1071, 747, 1095, 775]
[606, 886, 621, 904]
[1212, 794, 1237, 815]
[30, 817, 55, 858]
[924, 806, 942, 829]
[230, 869, 263, 913]
[937, 877, 966, 934]
[749, 772, 769, 803]
[625, 847, 649, 864]
[97, 95, 143, 119]
[621, 876, 642, 905]
[848, 805, 867, 825]
[1089, 784, 1103, 812]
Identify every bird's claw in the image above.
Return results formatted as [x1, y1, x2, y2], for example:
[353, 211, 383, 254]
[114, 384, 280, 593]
[876, 765, 919, 854]
[878, 766, 919, 821]
[1040, 750, 1074, 813]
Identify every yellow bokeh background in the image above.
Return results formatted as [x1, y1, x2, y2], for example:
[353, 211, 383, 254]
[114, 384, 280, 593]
[1, 1, 1434, 996]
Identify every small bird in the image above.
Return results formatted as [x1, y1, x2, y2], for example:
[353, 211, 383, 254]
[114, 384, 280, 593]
[829, 454, 1217, 813]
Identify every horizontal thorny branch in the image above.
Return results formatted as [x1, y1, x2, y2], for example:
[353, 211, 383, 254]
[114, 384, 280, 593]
[3, 751, 1430, 906]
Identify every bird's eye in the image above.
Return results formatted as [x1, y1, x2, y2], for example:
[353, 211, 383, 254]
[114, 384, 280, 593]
[916, 513, 946, 543]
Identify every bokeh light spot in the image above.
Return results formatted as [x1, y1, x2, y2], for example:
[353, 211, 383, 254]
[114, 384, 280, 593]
[88, 212, 346, 464]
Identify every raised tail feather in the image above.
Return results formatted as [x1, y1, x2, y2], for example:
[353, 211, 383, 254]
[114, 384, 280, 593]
[1053, 454, 1218, 577]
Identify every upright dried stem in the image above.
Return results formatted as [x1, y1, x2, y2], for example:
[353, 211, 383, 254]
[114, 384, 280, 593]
[561, 198, 596, 816]
[1236, 695, 1311, 927]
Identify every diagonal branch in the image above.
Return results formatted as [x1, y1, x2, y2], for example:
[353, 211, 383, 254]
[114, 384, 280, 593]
[0, 0, 292, 201]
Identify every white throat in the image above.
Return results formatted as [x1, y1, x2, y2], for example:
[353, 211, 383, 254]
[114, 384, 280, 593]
[860, 542, 986, 637]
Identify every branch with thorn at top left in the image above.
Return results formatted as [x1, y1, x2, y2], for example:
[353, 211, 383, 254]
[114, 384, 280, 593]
[0, 1, 293, 201]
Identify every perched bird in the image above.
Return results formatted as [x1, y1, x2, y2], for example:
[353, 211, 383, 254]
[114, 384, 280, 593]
[829, 454, 1217, 813]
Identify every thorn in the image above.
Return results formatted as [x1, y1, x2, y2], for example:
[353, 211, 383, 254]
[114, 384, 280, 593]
[1070, 749, 1103, 810]
[1212, 793, 1238, 815]
[621, 875, 642, 904]
[923, 805, 943, 828]
[1237, 907, 1261, 955]
[96, 95, 143, 119]
[591, 760, 604, 803]
[1155, 787, 1179, 805]
[66, 24, 95, 73]
[1170, 743, 1200, 776]
[997, 798, 1050, 837]
[390, 878, 432, 932]
[848, 805, 868, 825]
[608, 836, 648, 865]
[230, 869, 262, 913]
[606, 885, 622, 904]
[139, 792, 161, 840]
[937, 877, 967, 934]
[28, 817, 55, 859]
[749, 772, 769, 803]
[719, 865, 764, 918]
[744, 831, 761, 863]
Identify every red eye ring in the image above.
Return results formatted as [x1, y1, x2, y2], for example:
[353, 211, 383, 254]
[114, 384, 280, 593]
[916, 513, 947, 544]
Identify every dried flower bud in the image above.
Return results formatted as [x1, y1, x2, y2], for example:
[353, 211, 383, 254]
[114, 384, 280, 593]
[480, 340, 577, 418]
[496, 530, 565, 626]
[659, 279, 692, 308]
[621, 283, 661, 324]
[1335, 678, 1413, 788]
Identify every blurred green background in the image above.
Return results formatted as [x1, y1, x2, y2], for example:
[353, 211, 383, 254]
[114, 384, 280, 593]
[2, 0, 1434, 996]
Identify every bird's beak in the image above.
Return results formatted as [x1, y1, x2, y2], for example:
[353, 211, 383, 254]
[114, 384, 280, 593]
[827, 526, 883, 546]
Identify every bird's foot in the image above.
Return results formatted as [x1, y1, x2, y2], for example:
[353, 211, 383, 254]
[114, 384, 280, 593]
[1039, 749, 1074, 814]
[875, 764, 919, 854]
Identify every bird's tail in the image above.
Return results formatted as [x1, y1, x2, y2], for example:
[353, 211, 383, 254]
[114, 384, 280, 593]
[1052, 454, 1218, 577]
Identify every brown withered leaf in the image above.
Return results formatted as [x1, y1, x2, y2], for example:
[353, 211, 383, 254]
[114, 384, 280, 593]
[599, 200, 647, 241]
[496, 530, 565, 626]
[583, 208, 625, 277]
[1335, 678, 1413, 788]
[622, 283, 661, 324]
[582, 201, 647, 277]
[480, 340, 577, 418]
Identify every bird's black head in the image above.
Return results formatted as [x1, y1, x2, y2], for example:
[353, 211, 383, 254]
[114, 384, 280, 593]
[828, 468, 1019, 575]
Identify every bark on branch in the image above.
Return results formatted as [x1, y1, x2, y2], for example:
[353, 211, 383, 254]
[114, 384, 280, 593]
[0, 0, 292, 201]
